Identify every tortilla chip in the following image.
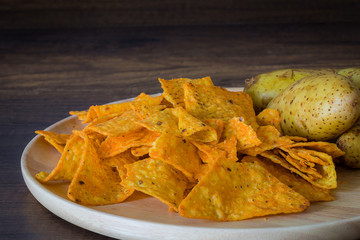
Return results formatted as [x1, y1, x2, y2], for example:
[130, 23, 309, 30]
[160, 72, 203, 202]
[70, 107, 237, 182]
[121, 158, 188, 211]
[216, 136, 238, 162]
[260, 150, 337, 189]
[132, 94, 164, 107]
[241, 125, 294, 156]
[67, 133, 134, 205]
[288, 136, 308, 142]
[86, 131, 107, 144]
[81, 105, 101, 123]
[131, 104, 167, 120]
[281, 148, 328, 167]
[98, 129, 160, 158]
[194, 163, 211, 180]
[35, 130, 71, 153]
[241, 156, 334, 202]
[159, 76, 214, 107]
[149, 132, 202, 180]
[223, 117, 261, 151]
[191, 141, 227, 164]
[256, 108, 282, 133]
[197, 149, 212, 164]
[178, 159, 310, 221]
[131, 145, 151, 158]
[184, 82, 258, 129]
[81, 93, 162, 123]
[279, 147, 323, 180]
[84, 112, 123, 128]
[192, 136, 238, 164]
[69, 110, 88, 121]
[203, 118, 224, 143]
[136, 108, 180, 136]
[84, 110, 143, 137]
[172, 107, 218, 142]
[278, 146, 337, 190]
[102, 150, 137, 180]
[36, 132, 85, 182]
[288, 142, 345, 159]
[294, 148, 330, 166]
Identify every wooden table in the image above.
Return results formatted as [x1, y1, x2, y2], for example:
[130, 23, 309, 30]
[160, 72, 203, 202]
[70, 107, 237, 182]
[2, 20, 360, 239]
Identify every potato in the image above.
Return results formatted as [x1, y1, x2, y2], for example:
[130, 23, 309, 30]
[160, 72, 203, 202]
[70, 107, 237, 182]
[336, 122, 360, 168]
[267, 73, 360, 141]
[337, 67, 360, 89]
[244, 68, 335, 113]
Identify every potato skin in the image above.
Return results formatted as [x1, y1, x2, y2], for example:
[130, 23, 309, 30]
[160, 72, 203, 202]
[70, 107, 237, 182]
[267, 73, 360, 141]
[336, 123, 360, 168]
[337, 67, 360, 89]
[244, 68, 335, 113]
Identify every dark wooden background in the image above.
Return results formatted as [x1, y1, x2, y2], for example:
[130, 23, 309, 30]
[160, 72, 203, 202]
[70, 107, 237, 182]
[1, 0, 360, 28]
[1, 1, 360, 239]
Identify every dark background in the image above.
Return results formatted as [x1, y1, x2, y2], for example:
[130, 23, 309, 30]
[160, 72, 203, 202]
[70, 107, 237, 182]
[1, 0, 360, 28]
[1, 1, 360, 239]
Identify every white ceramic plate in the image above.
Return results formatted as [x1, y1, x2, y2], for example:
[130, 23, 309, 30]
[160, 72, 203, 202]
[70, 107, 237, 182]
[21, 89, 360, 240]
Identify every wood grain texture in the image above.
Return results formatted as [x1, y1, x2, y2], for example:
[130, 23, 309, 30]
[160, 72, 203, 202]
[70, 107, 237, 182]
[1, 19, 360, 239]
[1, 0, 360, 29]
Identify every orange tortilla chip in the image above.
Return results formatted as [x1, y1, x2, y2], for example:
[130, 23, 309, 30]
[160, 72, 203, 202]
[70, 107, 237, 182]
[159, 76, 214, 107]
[223, 117, 261, 151]
[256, 108, 282, 133]
[98, 129, 160, 158]
[149, 132, 202, 180]
[121, 158, 188, 211]
[194, 163, 211, 181]
[216, 136, 238, 162]
[192, 136, 238, 164]
[280, 148, 328, 167]
[241, 156, 334, 202]
[184, 82, 258, 129]
[172, 107, 218, 142]
[69, 110, 88, 121]
[81, 105, 100, 123]
[131, 145, 151, 158]
[288, 142, 345, 159]
[84, 110, 143, 137]
[102, 150, 136, 180]
[136, 108, 180, 136]
[35, 130, 71, 153]
[81, 93, 162, 123]
[203, 118, 224, 143]
[67, 133, 134, 205]
[130, 94, 164, 118]
[279, 147, 323, 180]
[260, 150, 337, 189]
[288, 136, 308, 142]
[131, 104, 167, 120]
[278, 147, 337, 186]
[197, 149, 212, 164]
[241, 125, 294, 156]
[179, 158, 309, 221]
[191, 141, 227, 164]
[86, 131, 106, 144]
[132, 93, 164, 107]
[84, 112, 123, 128]
[295, 148, 330, 166]
[36, 132, 85, 182]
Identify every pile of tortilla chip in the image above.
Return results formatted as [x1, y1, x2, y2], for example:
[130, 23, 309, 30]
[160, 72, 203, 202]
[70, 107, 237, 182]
[35, 76, 345, 221]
